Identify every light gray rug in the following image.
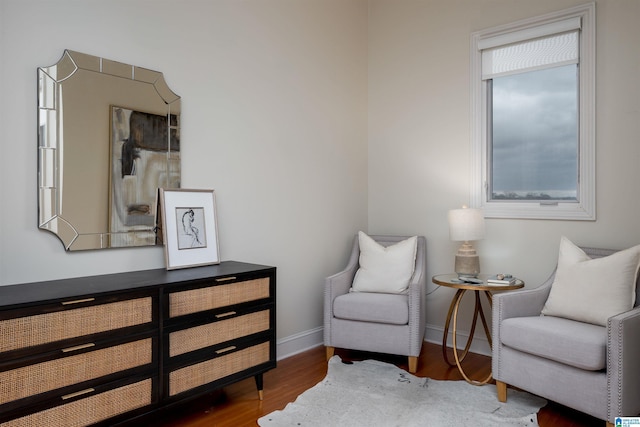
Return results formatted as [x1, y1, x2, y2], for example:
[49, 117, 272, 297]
[258, 356, 547, 427]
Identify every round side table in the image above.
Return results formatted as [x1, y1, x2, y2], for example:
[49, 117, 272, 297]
[432, 274, 524, 386]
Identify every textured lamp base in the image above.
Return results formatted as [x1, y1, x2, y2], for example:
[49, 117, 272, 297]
[454, 242, 480, 277]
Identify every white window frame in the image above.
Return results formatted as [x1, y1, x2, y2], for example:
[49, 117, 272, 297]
[470, 3, 596, 220]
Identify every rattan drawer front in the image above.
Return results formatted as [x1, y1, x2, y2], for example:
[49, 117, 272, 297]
[169, 278, 270, 317]
[169, 310, 270, 357]
[169, 341, 270, 396]
[169, 277, 269, 317]
[0, 378, 152, 427]
[0, 298, 152, 353]
[0, 338, 152, 406]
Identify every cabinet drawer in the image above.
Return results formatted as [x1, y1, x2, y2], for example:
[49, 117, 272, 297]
[169, 278, 270, 318]
[169, 341, 270, 396]
[0, 298, 153, 353]
[0, 378, 152, 427]
[169, 310, 270, 357]
[0, 338, 152, 406]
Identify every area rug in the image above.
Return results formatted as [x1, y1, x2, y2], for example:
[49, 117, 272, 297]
[258, 356, 547, 427]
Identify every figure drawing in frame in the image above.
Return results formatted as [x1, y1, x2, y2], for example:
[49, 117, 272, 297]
[176, 207, 207, 249]
[159, 188, 219, 270]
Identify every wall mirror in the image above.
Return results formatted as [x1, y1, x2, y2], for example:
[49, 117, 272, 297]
[38, 50, 181, 251]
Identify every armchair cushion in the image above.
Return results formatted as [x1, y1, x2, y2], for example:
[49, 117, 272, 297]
[333, 292, 409, 325]
[351, 232, 417, 294]
[501, 315, 606, 370]
[541, 236, 640, 326]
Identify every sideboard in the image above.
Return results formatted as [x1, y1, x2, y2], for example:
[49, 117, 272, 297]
[0, 261, 276, 427]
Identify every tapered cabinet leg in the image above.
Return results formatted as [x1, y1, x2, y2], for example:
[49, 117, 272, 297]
[326, 346, 335, 360]
[496, 380, 507, 402]
[255, 374, 264, 401]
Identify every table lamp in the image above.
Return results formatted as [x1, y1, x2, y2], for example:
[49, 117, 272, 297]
[448, 206, 485, 277]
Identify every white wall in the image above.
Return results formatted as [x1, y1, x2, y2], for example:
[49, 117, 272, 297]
[368, 0, 640, 349]
[1, 0, 639, 357]
[0, 0, 369, 343]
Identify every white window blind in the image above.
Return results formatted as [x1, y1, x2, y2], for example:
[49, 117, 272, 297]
[480, 17, 581, 80]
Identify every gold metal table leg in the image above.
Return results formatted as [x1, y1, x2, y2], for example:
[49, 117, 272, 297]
[442, 289, 468, 365]
[445, 289, 494, 385]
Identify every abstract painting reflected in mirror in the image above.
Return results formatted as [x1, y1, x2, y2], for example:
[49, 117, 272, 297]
[110, 107, 180, 247]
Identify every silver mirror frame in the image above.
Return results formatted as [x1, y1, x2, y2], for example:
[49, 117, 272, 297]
[38, 50, 181, 251]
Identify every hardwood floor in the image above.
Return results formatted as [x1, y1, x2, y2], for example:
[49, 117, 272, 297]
[148, 342, 603, 427]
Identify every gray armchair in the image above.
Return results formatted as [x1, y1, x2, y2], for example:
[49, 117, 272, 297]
[324, 235, 426, 373]
[492, 247, 640, 426]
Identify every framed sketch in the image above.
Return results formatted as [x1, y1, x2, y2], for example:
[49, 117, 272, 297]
[158, 188, 220, 270]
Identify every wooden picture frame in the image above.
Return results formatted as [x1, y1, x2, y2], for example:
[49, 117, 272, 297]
[158, 188, 220, 270]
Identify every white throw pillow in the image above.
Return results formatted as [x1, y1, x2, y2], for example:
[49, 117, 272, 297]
[351, 232, 418, 294]
[541, 236, 640, 326]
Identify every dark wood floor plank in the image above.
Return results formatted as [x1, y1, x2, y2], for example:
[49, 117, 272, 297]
[151, 342, 603, 427]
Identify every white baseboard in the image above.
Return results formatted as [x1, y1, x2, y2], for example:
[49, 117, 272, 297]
[276, 324, 491, 361]
[424, 323, 491, 357]
[276, 326, 324, 360]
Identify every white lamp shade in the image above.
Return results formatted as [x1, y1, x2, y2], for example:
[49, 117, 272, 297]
[448, 208, 485, 241]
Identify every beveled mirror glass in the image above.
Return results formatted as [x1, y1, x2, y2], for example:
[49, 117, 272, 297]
[38, 50, 181, 250]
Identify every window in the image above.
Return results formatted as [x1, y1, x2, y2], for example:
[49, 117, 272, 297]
[470, 3, 595, 220]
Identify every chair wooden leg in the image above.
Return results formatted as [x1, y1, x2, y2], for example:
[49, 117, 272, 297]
[408, 356, 418, 373]
[325, 346, 335, 361]
[496, 380, 507, 402]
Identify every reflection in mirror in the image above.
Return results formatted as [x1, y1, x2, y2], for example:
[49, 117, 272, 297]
[38, 50, 181, 250]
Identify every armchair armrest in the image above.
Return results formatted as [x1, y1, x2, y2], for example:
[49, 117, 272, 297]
[324, 239, 360, 344]
[493, 271, 555, 322]
[492, 272, 555, 376]
[325, 243, 360, 300]
[607, 306, 640, 422]
[407, 236, 426, 301]
[325, 262, 358, 299]
[406, 236, 427, 356]
[406, 266, 425, 301]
